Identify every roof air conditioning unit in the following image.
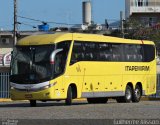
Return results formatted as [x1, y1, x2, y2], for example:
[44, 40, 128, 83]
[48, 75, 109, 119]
[1, 38, 10, 45]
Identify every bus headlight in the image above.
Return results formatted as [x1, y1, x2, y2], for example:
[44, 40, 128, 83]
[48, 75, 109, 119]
[49, 81, 57, 87]
[39, 82, 57, 90]
[10, 81, 57, 92]
[43, 85, 50, 89]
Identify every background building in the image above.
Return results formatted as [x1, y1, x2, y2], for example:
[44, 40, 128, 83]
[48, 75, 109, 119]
[0, 30, 50, 98]
[125, 0, 160, 26]
[0, 31, 49, 69]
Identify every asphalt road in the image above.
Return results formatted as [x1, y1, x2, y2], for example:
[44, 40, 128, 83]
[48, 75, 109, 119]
[0, 99, 160, 120]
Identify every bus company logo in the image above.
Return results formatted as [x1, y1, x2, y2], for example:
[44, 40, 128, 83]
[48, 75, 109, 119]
[76, 64, 81, 72]
[125, 66, 150, 71]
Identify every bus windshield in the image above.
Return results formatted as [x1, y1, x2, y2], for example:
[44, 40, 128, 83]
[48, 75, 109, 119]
[10, 45, 55, 84]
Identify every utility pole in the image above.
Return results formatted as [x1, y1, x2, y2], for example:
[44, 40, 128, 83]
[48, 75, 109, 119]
[120, 11, 125, 38]
[13, 0, 18, 45]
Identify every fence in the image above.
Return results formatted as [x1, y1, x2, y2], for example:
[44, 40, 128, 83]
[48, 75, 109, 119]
[0, 72, 10, 98]
[157, 74, 160, 97]
[150, 74, 160, 98]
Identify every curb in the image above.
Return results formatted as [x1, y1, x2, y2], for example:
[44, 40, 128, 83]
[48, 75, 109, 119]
[141, 97, 160, 101]
[141, 97, 150, 101]
[0, 98, 12, 102]
[147, 98, 160, 101]
[74, 98, 86, 101]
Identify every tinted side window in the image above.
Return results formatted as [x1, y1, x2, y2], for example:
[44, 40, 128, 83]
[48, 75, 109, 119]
[84, 42, 97, 61]
[143, 45, 155, 62]
[112, 44, 123, 61]
[124, 44, 144, 62]
[124, 44, 136, 62]
[136, 45, 144, 62]
[70, 42, 85, 65]
[71, 41, 155, 64]
[55, 41, 71, 75]
[99, 43, 112, 61]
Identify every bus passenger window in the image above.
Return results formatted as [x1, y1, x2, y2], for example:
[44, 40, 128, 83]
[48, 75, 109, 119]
[70, 42, 84, 65]
[84, 43, 96, 61]
[55, 41, 71, 76]
[136, 45, 144, 62]
[143, 45, 155, 62]
[99, 43, 112, 61]
[124, 44, 145, 62]
[124, 44, 138, 62]
[112, 44, 122, 61]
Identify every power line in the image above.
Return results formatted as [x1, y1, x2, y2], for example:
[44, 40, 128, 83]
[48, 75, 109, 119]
[18, 15, 119, 25]
[18, 15, 45, 23]
[17, 22, 37, 28]
[18, 15, 77, 25]
[17, 15, 120, 31]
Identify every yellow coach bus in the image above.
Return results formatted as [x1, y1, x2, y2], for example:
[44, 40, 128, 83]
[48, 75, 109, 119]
[10, 33, 156, 106]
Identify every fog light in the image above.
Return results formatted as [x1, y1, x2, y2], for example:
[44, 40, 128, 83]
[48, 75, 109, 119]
[10, 94, 15, 98]
[10, 87, 15, 90]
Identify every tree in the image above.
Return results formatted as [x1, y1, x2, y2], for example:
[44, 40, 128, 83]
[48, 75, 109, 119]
[116, 18, 160, 44]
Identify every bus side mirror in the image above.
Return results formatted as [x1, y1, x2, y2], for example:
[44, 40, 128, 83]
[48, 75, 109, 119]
[50, 49, 63, 64]
[50, 49, 63, 78]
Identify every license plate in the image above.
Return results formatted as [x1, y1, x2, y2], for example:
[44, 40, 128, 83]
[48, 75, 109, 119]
[25, 94, 33, 99]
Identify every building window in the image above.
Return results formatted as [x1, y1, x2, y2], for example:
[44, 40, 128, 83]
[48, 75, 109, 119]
[136, 0, 148, 7]
[135, 0, 138, 6]
[149, 17, 157, 26]
[138, 0, 143, 6]
[141, 17, 157, 27]
[146, 0, 148, 6]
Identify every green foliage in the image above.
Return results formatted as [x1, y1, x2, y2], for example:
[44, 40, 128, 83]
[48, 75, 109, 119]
[110, 18, 160, 48]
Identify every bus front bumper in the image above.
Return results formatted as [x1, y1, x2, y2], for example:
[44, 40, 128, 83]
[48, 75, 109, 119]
[10, 87, 55, 100]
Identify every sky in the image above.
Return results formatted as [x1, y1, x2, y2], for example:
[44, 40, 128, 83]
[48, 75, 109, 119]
[0, 0, 125, 31]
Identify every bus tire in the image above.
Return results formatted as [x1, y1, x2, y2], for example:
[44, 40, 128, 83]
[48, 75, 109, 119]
[124, 85, 132, 103]
[65, 86, 73, 105]
[30, 100, 36, 107]
[116, 85, 132, 103]
[132, 85, 141, 103]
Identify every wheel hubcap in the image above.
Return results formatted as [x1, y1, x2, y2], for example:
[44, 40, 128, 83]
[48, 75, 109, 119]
[135, 89, 140, 99]
[126, 89, 131, 100]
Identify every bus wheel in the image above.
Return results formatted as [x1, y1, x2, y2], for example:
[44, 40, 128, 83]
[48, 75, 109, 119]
[124, 85, 132, 103]
[30, 100, 37, 107]
[65, 86, 73, 105]
[132, 85, 141, 103]
[116, 85, 132, 103]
